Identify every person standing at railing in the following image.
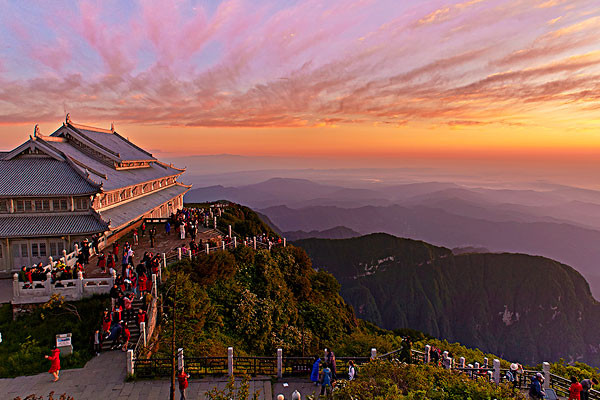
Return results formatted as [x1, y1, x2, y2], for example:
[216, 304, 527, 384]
[570, 376, 583, 400]
[580, 377, 598, 400]
[529, 373, 546, 399]
[133, 228, 139, 246]
[141, 221, 146, 238]
[348, 360, 357, 381]
[320, 362, 332, 396]
[311, 356, 321, 385]
[165, 220, 171, 236]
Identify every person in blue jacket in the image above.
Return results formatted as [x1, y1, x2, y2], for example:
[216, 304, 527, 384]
[310, 356, 321, 385]
[529, 372, 546, 399]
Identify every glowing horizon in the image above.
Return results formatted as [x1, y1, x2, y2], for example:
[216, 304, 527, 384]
[0, 0, 599, 159]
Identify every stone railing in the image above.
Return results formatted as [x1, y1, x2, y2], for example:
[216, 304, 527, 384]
[12, 270, 115, 304]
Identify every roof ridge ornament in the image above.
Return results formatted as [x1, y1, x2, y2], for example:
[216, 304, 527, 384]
[66, 113, 72, 124]
[111, 122, 115, 132]
[34, 124, 40, 137]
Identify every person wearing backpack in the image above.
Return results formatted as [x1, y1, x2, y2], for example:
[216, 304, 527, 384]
[506, 363, 519, 391]
[529, 373, 545, 399]
[348, 360, 357, 381]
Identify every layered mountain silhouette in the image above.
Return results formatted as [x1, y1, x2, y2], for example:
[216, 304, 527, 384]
[295, 233, 600, 366]
[185, 177, 600, 297]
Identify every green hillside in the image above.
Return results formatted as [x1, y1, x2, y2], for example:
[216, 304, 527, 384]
[296, 233, 600, 366]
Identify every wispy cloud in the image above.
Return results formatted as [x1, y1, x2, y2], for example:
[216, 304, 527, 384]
[0, 0, 598, 130]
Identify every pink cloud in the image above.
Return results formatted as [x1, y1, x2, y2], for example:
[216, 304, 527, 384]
[0, 0, 599, 130]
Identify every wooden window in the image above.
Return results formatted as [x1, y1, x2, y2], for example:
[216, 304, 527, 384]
[75, 198, 88, 210]
[35, 199, 50, 212]
[52, 199, 68, 211]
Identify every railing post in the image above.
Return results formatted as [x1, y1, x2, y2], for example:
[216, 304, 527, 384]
[253, 237, 256, 250]
[222, 241, 225, 251]
[474, 362, 480, 370]
[151, 274, 157, 297]
[228, 347, 234, 377]
[459, 357, 466, 368]
[543, 362, 550, 389]
[269, 242, 272, 251]
[228, 225, 232, 238]
[371, 348, 377, 359]
[177, 248, 182, 260]
[162, 253, 167, 270]
[45, 272, 52, 296]
[233, 237, 237, 248]
[188, 251, 192, 261]
[277, 348, 283, 378]
[284, 238, 286, 247]
[483, 357, 489, 368]
[493, 359, 501, 384]
[424, 345, 431, 363]
[126, 349, 134, 376]
[76, 271, 84, 297]
[12, 273, 19, 300]
[140, 322, 147, 346]
[206, 243, 209, 254]
[214, 216, 217, 229]
[178, 348, 184, 371]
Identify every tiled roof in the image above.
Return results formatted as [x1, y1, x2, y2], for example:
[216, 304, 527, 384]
[100, 184, 190, 229]
[42, 140, 183, 191]
[0, 159, 99, 197]
[0, 214, 108, 238]
[67, 125, 156, 161]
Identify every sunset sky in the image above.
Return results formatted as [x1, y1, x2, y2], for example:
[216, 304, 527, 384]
[0, 0, 599, 160]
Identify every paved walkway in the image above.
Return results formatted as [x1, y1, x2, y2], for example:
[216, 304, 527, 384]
[1, 352, 274, 400]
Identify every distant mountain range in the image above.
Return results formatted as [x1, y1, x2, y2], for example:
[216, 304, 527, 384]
[185, 177, 600, 297]
[283, 226, 361, 241]
[295, 233, 600, 366]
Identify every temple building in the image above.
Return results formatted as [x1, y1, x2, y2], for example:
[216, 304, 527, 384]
[0, 115, 190, 272]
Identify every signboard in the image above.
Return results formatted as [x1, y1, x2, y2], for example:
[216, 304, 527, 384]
[56, 333, 72, 347]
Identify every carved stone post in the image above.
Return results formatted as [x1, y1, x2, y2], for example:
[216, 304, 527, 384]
[178, 348, 184, 371]
[127, 349, 134, 375]
[277, 348, 283, 378]
[77, 271, 84, 297]
[543, 362, 550, 389]
[493, 359, 501, 384]
[151, 274, 157, 297]
[233, 237, 237, 248]
[459, 357, 466, 368]
[228, 225, 232, 238]
[12, 273, 19, 300]
[45, 272, 52, 296]
[177, 248, 182, 260]
[228, 347, 234, 377]
[140, 322, 147, 346]
[253, 237, 256, 250]
[284, 238, 286, 247]
[424, 345, 431, 363]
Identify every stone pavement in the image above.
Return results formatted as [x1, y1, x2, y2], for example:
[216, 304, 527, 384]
[0, 351, 274, 400]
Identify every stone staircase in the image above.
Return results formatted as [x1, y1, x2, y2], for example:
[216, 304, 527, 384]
[101, 297, 144, 352]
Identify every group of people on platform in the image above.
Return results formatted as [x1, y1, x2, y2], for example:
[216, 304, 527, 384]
[309, 348, 357, 396]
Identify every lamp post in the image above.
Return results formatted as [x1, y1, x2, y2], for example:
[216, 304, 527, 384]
[163, 274, 179, 400]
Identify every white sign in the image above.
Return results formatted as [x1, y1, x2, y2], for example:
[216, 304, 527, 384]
[56, 333, 72, 347]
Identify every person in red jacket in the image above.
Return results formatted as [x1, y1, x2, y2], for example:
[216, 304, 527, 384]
[177, 367, 190, 399]
[570, 376, 584, 400]
[137, 308, 147, 327]
[121, 323, 131, 351]
[45, 347, 61, 381]
[102, 309, 112, 334]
